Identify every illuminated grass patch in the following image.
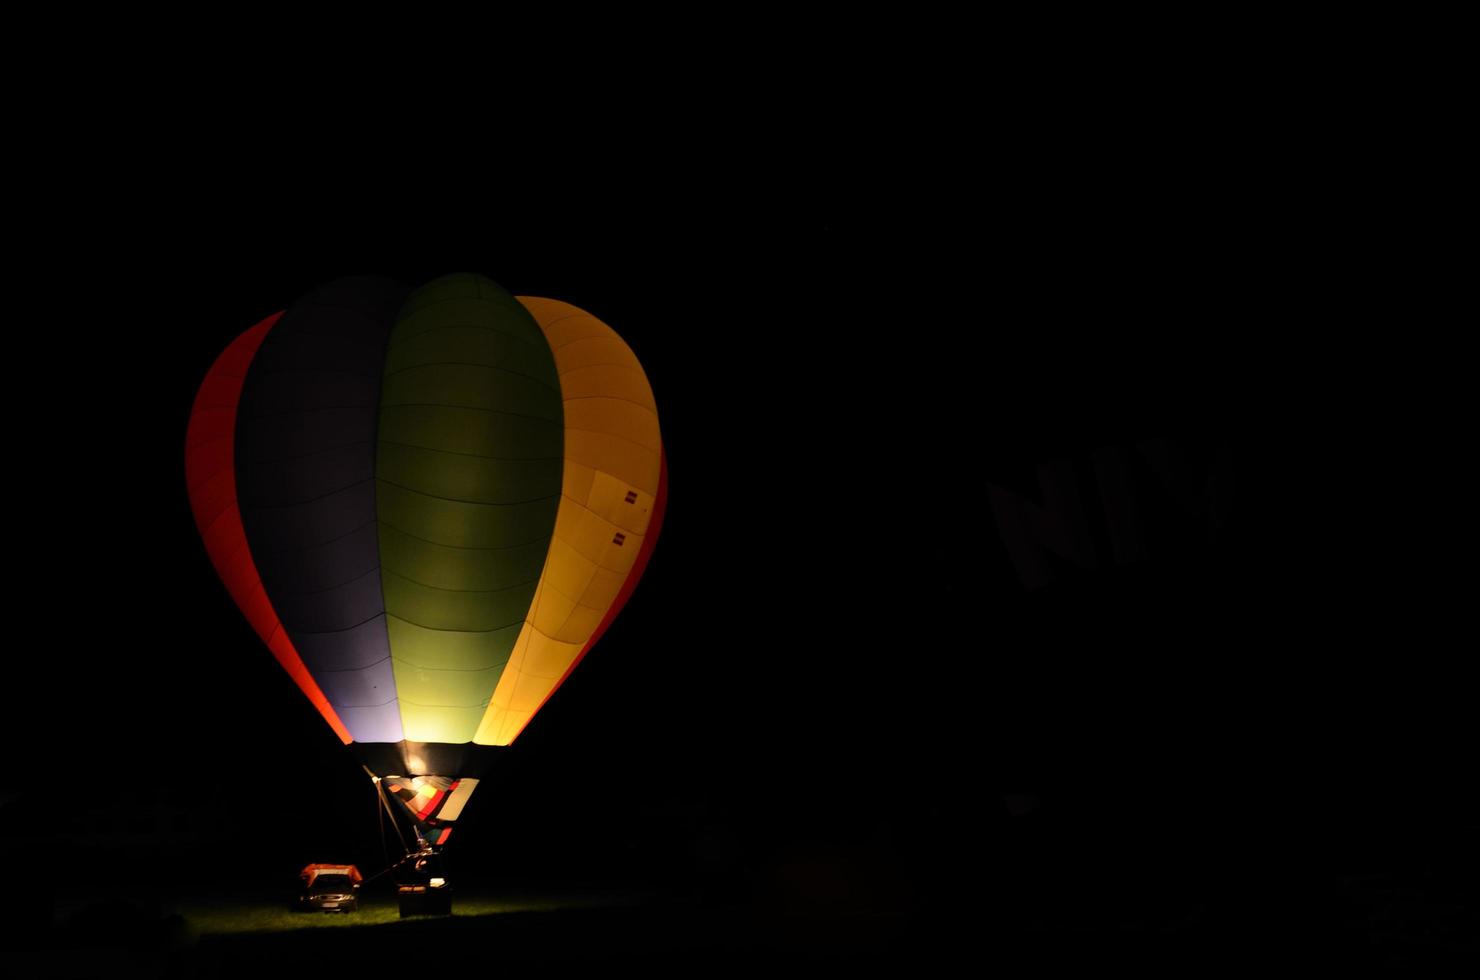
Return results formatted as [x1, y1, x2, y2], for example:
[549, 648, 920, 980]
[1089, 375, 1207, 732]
[177, 890, 639, 935]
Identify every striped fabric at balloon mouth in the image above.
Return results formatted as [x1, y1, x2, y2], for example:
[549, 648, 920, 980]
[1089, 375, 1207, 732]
[382, 776, 479, 845]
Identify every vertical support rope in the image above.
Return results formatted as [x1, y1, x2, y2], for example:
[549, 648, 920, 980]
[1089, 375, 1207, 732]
[364, 765, 411, 857]
[376, 776, 389, 868]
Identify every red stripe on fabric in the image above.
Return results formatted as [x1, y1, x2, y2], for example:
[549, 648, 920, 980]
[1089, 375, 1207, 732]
[417, 788, 448, 820]
[184, 313, 353, 745]
[507, 448, 669, 744]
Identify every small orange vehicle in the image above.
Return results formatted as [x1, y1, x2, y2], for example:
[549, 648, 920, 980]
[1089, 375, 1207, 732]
[297, 864, 362, 913]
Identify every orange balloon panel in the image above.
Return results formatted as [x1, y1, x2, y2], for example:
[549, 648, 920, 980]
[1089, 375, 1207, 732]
[473, 298, 666, 745]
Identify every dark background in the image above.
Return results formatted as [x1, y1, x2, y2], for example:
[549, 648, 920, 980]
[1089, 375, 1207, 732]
[10, 132, 1473, 961]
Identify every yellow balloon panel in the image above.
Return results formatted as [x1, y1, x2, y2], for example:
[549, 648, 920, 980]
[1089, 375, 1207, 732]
[555, 364, 656, 406]
[540, 313, 621, 350]
[472, 297, 662, 746]
[578, 565, 630, 613]
[563, 397, 662, 452]
[551, 335, 644, 373]
[561, 460, 598, 507]
[586, 471, 656, 531]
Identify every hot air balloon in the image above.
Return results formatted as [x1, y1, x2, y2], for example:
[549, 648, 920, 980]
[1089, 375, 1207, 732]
[184, 273, 666, 876]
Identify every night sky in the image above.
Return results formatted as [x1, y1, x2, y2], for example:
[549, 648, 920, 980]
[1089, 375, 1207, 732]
[14, 171, 1473, 957]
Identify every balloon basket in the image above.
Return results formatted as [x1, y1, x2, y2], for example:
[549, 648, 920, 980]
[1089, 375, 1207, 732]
[398, 882, 453, 917]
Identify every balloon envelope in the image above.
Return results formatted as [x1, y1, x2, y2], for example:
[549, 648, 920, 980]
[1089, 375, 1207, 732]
[185, 274, 666, 836]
